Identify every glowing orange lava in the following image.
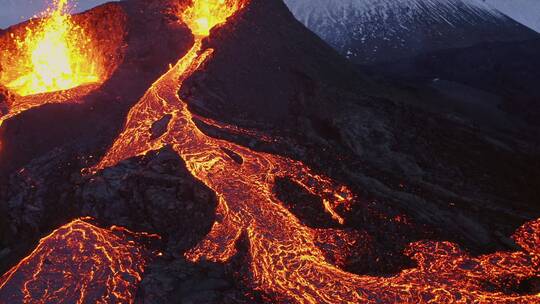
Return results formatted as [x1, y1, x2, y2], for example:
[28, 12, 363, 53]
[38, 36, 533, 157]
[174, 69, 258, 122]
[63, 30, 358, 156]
[0, 0, 125, 154]
[1, 0, 102, 97]
[182, 0, 246, 36]
[0, 219, 158, 303]
[89, 0, 540, 302]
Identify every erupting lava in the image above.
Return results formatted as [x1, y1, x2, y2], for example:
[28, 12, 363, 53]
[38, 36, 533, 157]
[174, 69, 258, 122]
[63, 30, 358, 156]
[1, 0, 102, 96]
[0, 0, 124, 154]
[91, 0, 539, 303]
[1, 0, 537, 303]
[0, 219, 157, 304]
[182, 0, 246, 36]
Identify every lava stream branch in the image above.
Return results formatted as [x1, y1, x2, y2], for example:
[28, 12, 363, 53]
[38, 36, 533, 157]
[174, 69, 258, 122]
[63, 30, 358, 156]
[90, 1, 540, 303]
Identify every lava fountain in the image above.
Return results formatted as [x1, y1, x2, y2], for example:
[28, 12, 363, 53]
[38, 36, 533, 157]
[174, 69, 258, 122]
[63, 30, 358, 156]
[0, 0, 125, 154]
[182, 0, 246, 36]
[0, 219, 158, 303]
[1, 0, 102, 97]
[91, 0, 540, 303]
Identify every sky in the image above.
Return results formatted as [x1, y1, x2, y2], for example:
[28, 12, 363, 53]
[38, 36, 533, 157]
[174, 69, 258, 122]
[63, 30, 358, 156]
[485, 0, 540, 32]
[0, 0, 112, 29]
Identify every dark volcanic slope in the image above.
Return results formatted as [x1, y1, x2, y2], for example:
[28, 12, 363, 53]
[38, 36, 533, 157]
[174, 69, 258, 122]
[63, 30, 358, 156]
[0, 1, 192, 175]
[285, 0, 540, 64]
[0, 0, 194, 272]
[0, 0, 539, 302]
[183, 0, 363, 127]
[183, 0, 540, 254]
[369, 38, 540, 132]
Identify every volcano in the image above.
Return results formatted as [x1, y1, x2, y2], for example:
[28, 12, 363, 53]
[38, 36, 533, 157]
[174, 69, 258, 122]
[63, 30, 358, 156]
[0, 0, 539, 303]
[284, 0, 540, 64]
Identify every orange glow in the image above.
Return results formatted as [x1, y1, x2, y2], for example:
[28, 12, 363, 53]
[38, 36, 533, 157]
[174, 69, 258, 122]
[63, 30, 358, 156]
[182, 0, 246, 36]
[0, 219, 158, 303]
[0, 1, 125, 155]
[1, 0, 102, 96]
[88, 0, 540, 302]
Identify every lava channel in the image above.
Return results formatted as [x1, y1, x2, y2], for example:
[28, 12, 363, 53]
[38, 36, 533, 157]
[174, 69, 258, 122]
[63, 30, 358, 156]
[0, 218, 159, 304]
[89, 0, 540, 303]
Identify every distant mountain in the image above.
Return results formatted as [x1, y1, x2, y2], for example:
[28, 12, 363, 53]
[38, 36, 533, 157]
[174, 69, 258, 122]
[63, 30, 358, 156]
[284, 0, 539, 63]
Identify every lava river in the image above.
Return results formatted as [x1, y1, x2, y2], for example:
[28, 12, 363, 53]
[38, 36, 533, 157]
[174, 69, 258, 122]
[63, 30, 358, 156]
[88, 0, 540, 303]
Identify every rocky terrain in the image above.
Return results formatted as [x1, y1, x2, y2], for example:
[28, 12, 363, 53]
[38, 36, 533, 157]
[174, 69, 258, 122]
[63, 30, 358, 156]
[0, 0, 538, 302]
[367, 38, 540, 135]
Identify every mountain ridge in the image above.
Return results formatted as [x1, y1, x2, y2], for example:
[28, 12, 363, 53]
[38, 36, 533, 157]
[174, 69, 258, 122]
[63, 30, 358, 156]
[285, 0, 539, 63]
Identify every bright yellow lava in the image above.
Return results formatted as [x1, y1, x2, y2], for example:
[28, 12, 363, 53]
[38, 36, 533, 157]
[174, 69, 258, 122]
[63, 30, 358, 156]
[182, 0, 245, 36]
[4, 0, 100, 96]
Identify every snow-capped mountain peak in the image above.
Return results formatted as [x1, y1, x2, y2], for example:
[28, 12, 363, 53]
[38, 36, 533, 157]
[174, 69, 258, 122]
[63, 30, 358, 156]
[284, 0, 537, 64]
[287, 0, 502, 26]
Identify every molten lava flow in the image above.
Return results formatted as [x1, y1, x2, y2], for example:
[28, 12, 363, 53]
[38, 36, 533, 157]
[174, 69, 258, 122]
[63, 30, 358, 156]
[93, 0, 540, 303]
[182, 0, 246, 36]
[0, 219, 158, 303]
[2, 0, 101, 97]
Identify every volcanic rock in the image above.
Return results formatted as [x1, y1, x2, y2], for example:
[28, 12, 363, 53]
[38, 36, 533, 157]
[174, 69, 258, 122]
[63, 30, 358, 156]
[368, 38, 540, 135]
[0, 0, 192, 175]
[0, 86, 12, 115]
[78, 147, 217, 255]
[0, 0, 538, 303]
[0, 0, 195, 273]
[180, 0, 540, 254]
